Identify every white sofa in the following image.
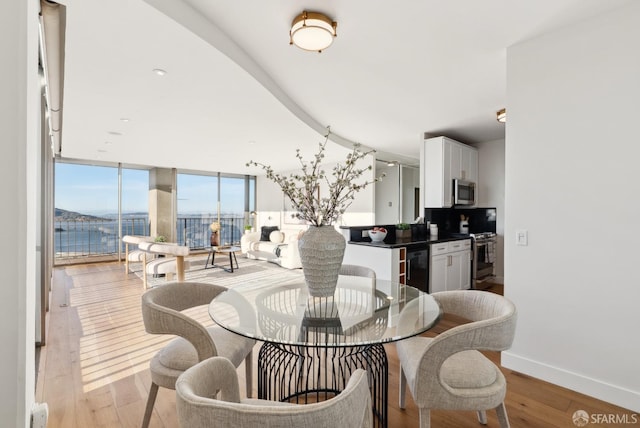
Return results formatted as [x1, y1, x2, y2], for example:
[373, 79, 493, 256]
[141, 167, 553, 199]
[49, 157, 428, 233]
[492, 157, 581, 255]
[240, 227, 304, 269]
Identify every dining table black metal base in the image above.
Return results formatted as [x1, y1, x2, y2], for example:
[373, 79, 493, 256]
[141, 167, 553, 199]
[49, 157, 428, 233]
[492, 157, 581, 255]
[257, 342, 388, 428]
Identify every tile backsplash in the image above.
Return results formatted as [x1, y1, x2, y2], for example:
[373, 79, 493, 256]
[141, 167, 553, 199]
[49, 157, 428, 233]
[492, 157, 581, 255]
[424, 207, 497, 235]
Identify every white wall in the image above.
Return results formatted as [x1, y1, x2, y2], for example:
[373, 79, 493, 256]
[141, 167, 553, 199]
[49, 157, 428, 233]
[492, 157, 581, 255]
[503, 2, 640, 412]
[0, 0, 39, 425]
[475, 139, 505, 280]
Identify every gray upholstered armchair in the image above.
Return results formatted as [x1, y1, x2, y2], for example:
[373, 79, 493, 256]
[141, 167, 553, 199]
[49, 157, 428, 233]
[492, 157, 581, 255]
[176, 356, 372, 428]
[140, 282, 256, 428]
[396, 290, 517, 428]
[339, 264, 376, 279]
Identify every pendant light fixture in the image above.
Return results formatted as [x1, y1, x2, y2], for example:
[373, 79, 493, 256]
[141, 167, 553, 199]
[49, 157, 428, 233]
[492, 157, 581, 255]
[289, 11, 337, 52]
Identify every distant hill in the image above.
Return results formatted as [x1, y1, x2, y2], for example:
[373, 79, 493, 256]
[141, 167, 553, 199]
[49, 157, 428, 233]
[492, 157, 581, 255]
[55, 208, 109, 222]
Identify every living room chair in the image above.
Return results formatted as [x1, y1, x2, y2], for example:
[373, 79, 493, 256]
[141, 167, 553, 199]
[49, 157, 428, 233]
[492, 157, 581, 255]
[122, 235, 155, 274]
[396, 290, 517, 428]
[138, 241, 190, 289]
[140, 282, 256, 428]
[175, 356, 372, 428]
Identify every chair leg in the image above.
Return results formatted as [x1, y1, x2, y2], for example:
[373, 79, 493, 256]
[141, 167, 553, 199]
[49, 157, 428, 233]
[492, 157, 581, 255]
[477, 410, 488, 425]
[495, 402, 510, 428]
[419, 408, 431, 428]
[142, 252, 148, 290]
[141, 382, 159, 428]
[399, 366, 407, 409]
[245, 350, 253, 398]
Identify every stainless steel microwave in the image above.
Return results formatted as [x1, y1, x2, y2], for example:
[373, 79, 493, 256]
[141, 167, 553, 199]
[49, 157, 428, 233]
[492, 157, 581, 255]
[453, 178, 476, 205]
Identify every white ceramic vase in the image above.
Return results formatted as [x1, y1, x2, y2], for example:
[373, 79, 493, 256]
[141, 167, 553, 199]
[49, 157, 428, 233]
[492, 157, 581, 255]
[298, 225, 346, 298]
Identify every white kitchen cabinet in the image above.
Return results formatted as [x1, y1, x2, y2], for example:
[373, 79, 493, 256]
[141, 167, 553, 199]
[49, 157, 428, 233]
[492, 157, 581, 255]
[460, 145, 478, 182]
[429, 253, 448, 293]
[429, 239, 471, 292]
[343, 243, 404, 282]
[421, 136, 478, 208]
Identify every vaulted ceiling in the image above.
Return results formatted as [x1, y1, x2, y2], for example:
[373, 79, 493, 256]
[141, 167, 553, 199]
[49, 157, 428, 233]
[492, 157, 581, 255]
[57, 0, 630, 173]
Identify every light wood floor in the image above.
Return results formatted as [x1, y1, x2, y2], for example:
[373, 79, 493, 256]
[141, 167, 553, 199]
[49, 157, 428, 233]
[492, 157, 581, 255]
[37, 261, 634, 427]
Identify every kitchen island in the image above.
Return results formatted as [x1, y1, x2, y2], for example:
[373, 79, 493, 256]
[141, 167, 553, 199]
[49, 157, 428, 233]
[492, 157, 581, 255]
[341, 225, 472, 293]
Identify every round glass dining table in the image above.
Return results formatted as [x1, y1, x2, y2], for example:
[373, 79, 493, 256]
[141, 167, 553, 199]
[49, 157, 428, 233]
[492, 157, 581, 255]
[209, 275, 441, 428]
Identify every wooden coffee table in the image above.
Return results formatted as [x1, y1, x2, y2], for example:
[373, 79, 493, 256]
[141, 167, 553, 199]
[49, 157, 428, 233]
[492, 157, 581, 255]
[205, 246, 240, 272]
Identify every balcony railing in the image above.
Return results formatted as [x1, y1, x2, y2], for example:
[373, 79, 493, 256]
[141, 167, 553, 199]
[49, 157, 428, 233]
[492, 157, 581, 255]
[177, 216, 244, 249]
[54, 217, 149, 260]
[54, 215, 245, 261]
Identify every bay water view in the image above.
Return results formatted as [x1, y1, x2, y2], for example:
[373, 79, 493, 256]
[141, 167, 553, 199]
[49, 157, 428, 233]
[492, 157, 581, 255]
[54, 209, 245, 259]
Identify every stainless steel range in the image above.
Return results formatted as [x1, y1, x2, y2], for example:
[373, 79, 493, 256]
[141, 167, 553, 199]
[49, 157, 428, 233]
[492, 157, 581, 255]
[470, 232, 497, 288]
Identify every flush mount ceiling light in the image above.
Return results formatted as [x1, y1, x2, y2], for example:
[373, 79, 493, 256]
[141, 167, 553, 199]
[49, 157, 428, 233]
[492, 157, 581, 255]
[289, 11, 337, 52]
[496, 108, 506, 123]
[152, 68, 167, 76]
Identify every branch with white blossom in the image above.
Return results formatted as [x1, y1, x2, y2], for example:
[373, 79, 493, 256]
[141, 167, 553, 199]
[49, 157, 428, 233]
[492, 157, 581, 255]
[247, 132, 384, 226]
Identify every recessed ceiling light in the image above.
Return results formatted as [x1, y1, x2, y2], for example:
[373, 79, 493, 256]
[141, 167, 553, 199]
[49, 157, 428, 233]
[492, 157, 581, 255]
[97, 149, 107, 153]
[120, 118, 130, 122]
[152, 68, 167, 76]
[107, 131, 122, 136]
[248, 140, 256, 145]
[104, 141, 113, 145]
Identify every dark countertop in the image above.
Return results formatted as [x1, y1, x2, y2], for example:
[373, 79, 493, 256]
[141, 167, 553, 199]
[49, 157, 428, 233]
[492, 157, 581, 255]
[348, 235, 471, 249]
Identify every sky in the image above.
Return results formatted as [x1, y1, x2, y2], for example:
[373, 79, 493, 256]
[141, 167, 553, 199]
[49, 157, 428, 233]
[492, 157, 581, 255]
[55, 163, 248, 215]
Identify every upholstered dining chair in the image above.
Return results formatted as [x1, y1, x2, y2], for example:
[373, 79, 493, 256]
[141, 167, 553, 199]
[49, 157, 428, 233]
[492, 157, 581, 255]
[396, 290, 517, 428]
[339, 264, 376, 279]
[175, 356, 372, 428]
[140, 281, 256, 428]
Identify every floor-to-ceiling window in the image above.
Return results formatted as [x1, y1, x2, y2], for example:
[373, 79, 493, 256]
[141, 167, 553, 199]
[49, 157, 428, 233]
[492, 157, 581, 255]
[219, 175, 249, 244]
[54, 162, 119, 259]
[120, 167, 150, 250]
[54, 160, 256, 261]
[176, 173, 218, 248]
[176, 172, 255, 247]
[54, 161, 150, 262]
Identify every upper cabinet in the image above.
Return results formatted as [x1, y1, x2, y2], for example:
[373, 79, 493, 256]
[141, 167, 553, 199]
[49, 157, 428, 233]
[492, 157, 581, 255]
[420, 136, 478, 208]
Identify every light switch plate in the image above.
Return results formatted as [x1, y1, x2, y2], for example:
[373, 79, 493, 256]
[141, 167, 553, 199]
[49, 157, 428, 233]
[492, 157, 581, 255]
[516, 229, 528, 246]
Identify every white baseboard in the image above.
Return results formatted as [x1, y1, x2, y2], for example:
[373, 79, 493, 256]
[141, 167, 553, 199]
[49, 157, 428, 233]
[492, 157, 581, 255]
[502, 352, 640, 413]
